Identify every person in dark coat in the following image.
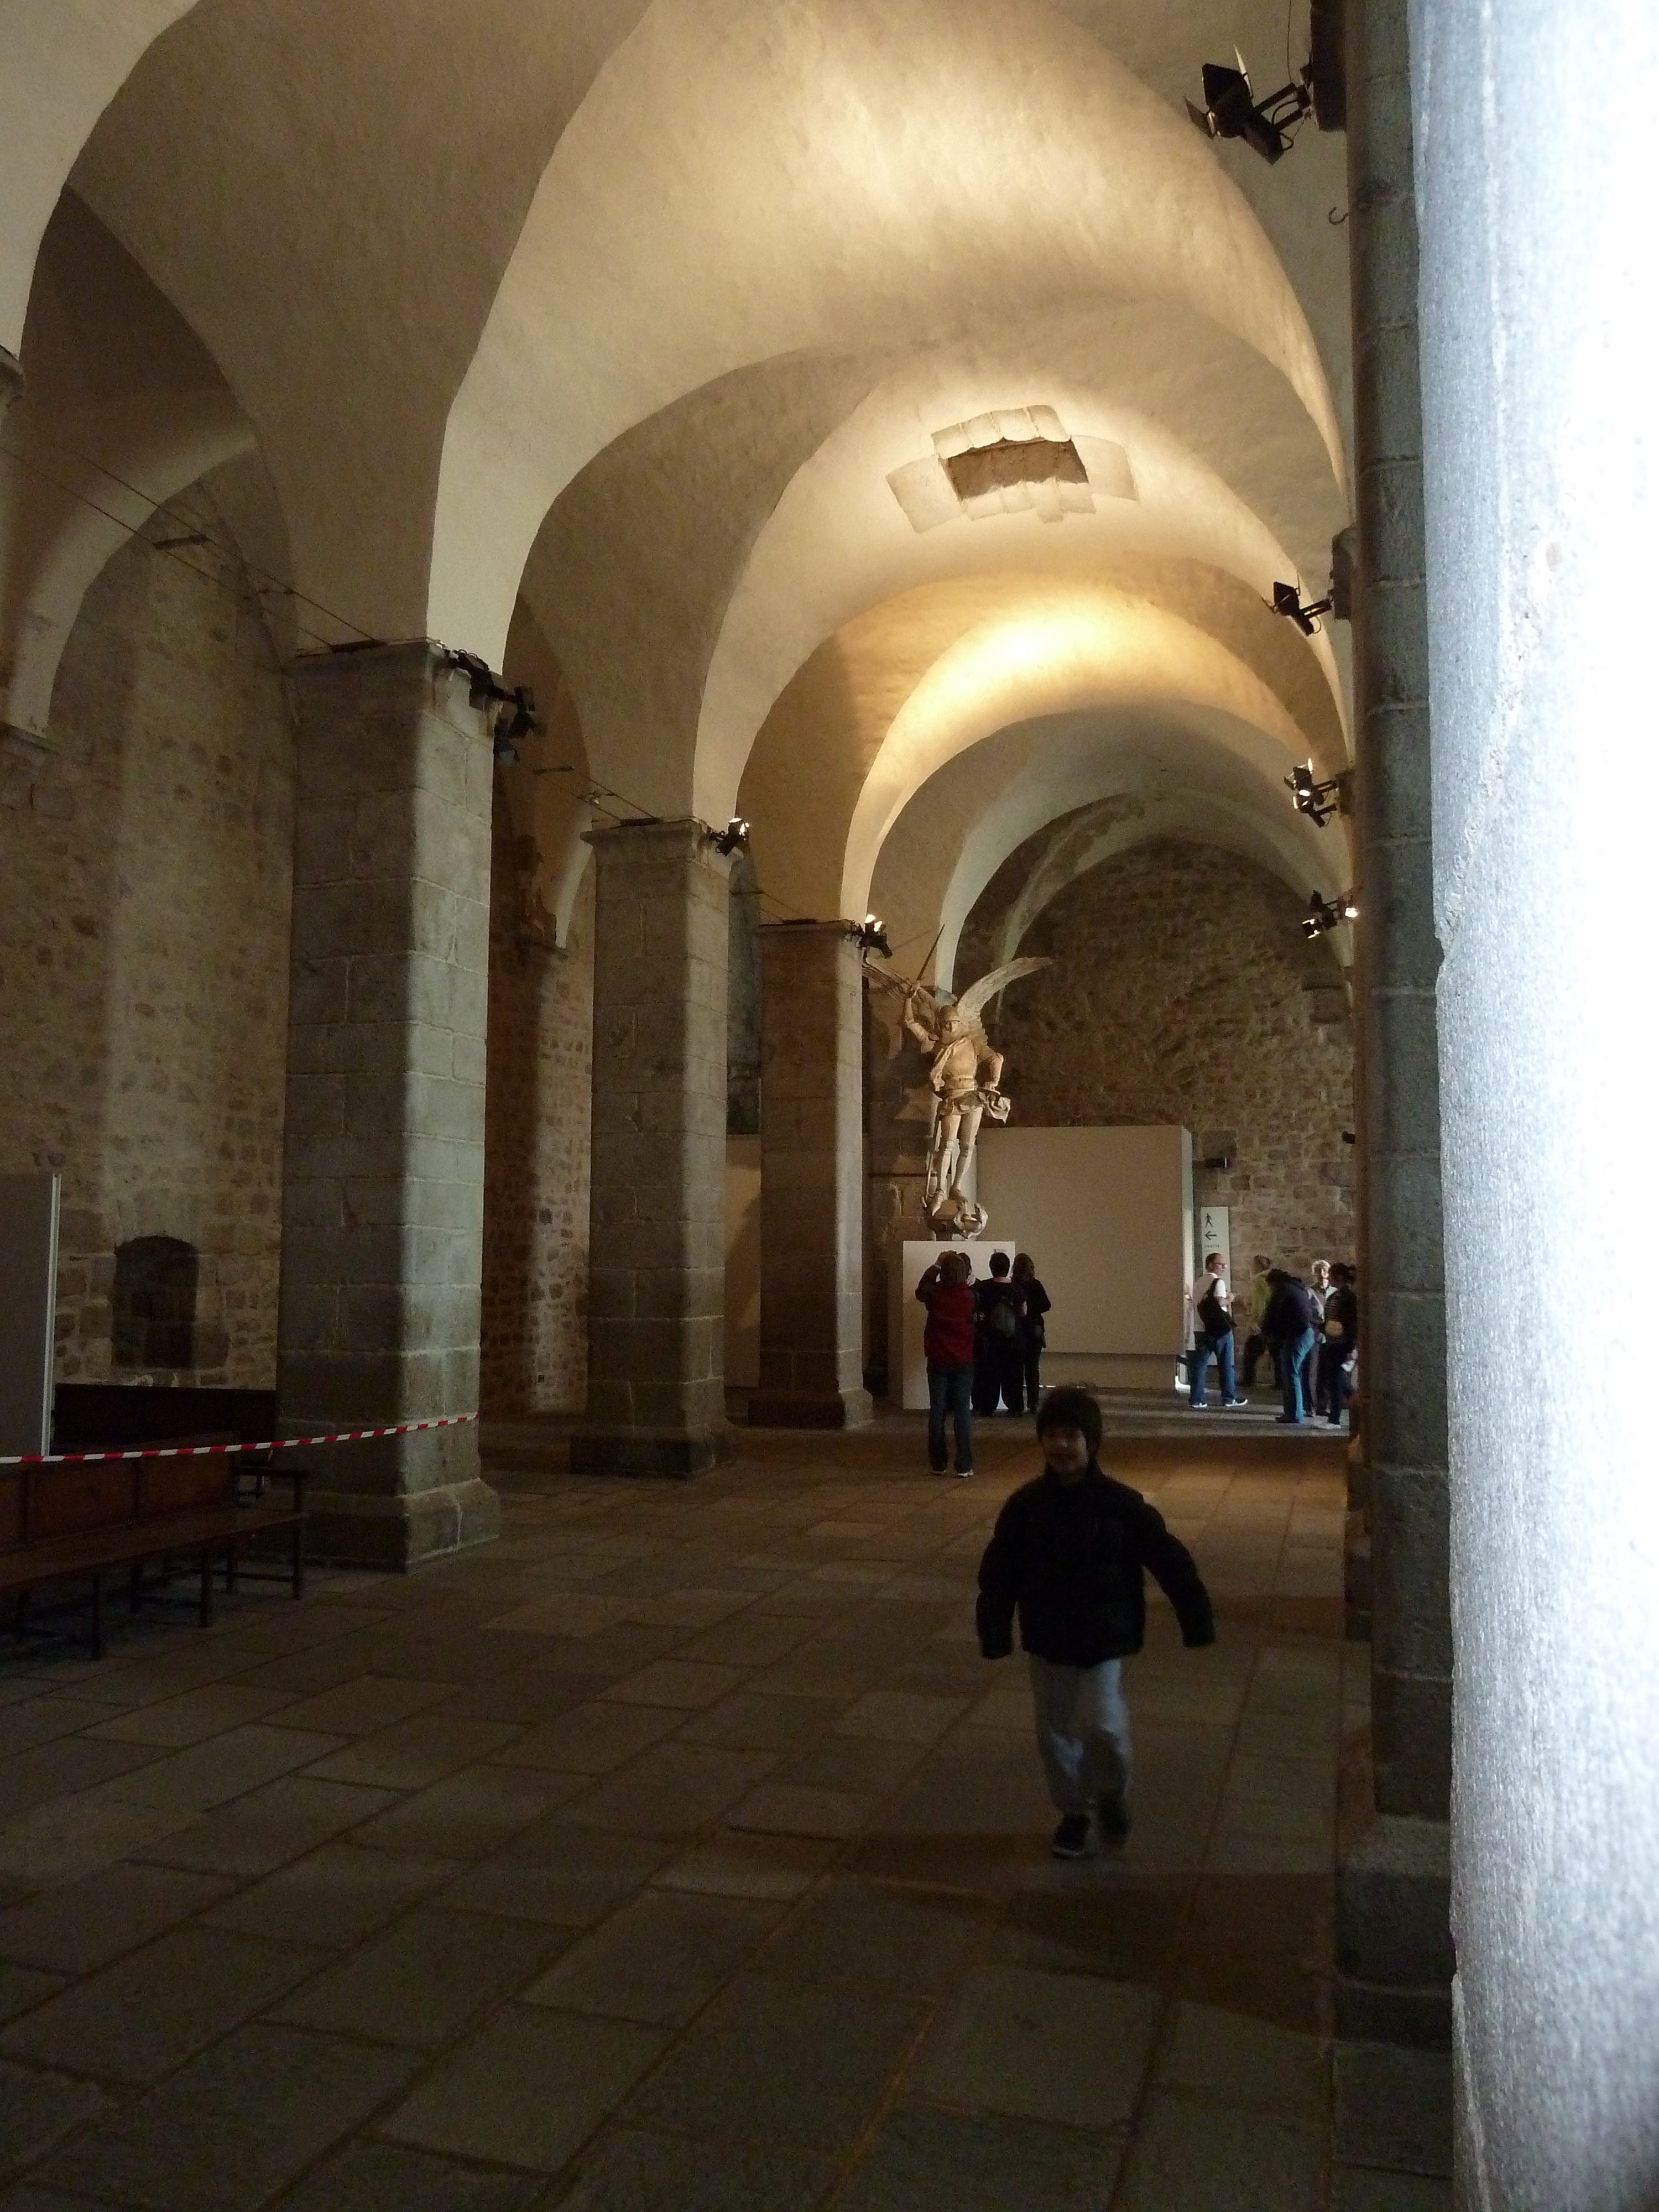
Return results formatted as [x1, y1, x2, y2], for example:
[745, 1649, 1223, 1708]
[972, 1251, 1026, 1416]
[1011, 1251, 1051, 1415]
[1263, 1267, 1318, 1425]
[977, 1385, 1215, 1858]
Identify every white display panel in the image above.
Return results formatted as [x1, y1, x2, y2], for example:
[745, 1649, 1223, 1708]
[975, 1127, 1192, 1390]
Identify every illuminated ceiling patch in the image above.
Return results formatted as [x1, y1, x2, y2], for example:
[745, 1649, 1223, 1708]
[886, 406, 1135, 533]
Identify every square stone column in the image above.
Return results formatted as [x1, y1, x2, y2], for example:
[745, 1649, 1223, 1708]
[572, 819, 731, 1477]
[751, 922, 873, 1429]
[278, 642, 499, 1566]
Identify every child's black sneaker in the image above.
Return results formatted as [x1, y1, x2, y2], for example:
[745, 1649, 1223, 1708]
[1095, 1794, 1131, 1845]
[1050, 1813, 1092, 1858]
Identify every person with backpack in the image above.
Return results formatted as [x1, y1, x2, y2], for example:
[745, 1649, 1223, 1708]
[1322, 1262, 1359, 1428]
[973, 1250, 1026, 1415]
[1188, 1250, 1247, 1410]
[1011, 1252, 1051, 1415]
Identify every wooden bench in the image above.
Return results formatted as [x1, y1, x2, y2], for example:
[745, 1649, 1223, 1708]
[0, 1451, 307, 1658]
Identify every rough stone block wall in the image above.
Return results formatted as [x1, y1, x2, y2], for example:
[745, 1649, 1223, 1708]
[479, 823, 594, 1413]
[0, 498, 294, 1387]
[958, 838, 1355, 1274]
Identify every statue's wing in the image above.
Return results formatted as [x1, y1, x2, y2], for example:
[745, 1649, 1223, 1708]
[954, 956, 1052, 1026]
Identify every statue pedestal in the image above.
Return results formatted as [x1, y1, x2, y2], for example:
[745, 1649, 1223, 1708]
[887, 1235, 1018, 1411]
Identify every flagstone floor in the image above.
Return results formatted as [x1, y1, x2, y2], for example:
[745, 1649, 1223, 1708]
[0, 1418, 1449, 2210]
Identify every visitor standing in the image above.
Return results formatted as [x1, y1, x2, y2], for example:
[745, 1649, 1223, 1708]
[915, 1250, 976, 1477]
[1188, 1250, 1247, 1410]
[1240, 1254, 1276, 1387]
[1323, 1262, 1359, 1428]
[973, 1251, 1026, 1416]
[1011, 1253, 1051, 1415]
[1263, 1267, 1317, 1425]
[976, 1387, 1215, 1858]
[1307, 1258, 1332, 1415]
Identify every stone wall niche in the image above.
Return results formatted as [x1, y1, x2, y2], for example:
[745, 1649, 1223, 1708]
[572, 818, 731, 1477]
[278, 643, 499, 1567]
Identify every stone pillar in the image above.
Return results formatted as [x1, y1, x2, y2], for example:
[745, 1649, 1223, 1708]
[278, 643, 500, 1567]
[1414, 0, 1659, 2195]
[751, 923, 873, 1429]
[1334, 0, 1453, 2053]
[572, 819, 730, 1477]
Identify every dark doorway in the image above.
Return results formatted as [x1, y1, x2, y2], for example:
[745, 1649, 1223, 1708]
[111, 1235, 199, 1370]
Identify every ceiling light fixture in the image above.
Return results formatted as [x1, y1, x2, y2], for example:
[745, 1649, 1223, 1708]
[440, 648, 541, 764]
[853, 915, 892, 959]
[710, 817, 750, 857]
[1285, 760, 1349, 827]
[1269, 579, 1335, 635]
[1186, 54, 1313, 163]
[1302, 890, 1359, 940]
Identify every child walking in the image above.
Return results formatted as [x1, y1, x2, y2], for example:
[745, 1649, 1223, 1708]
[975, 1386, 1215, 1856]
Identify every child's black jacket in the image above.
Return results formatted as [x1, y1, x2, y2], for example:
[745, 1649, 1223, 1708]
[976, 1465, 1215, 1666]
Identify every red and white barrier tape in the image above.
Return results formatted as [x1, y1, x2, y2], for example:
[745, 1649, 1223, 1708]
[0, 1413, 479, 1469]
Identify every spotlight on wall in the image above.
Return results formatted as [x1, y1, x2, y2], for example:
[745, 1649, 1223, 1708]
[492, 687, 539, 765]
[1285, 760, 1349, 827]
[1302, 890, 1359, 940]
[711, 817, 750, 857]
[853, 914, 892, 959]
[1269, 578, 1335, 635]
[1186, 54, 1312, 163]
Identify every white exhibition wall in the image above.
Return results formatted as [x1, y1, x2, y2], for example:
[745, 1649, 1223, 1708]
[723, 1134, 761, 1390]
[976, 1126, 1193, 1390]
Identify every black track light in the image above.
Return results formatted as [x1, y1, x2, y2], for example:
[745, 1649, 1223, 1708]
[1269, 579, 1335, 635]
[1285, 760, 1349, 828]
[1302, 890, 1359, 940]
[711, 817, 750, 857]
[1186, 55, 1313, 163]
[853, 914, 891, 958]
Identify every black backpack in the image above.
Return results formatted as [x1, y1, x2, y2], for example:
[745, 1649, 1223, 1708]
[1197, 1281, 1233, 1337]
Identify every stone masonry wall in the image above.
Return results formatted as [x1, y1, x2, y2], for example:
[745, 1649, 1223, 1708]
[479, 825, 594, 1414]
[959, 838, 1356, 1275]
[0, 495, 294, 1386]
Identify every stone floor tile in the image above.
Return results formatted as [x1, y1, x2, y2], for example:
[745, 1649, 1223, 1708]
[523, 1888, 781, 2025]
[97, 1725, 347, 1813]
[1109, 2089, 1323, 2211]
[0, 1798, 202, 1890]
[274, 2141, 545, 2211]
[533, 1624, 685, 1681]
[651, 1833, 834, 1902]
[559, 1743, 779, 1840]
[1329, 2168, 1454, 2211]
[271, 1906, 573, 2045]
[910, 1965, 1161, 2129]
[995, 1876, 1187, 1984]
[599, 1660, 747, 1710]
[671, 1614, 816, 1668]
[725, 1782, 874, 1839]
[619, 1972, 927, 2152]
[0, 1964, 62, 2027]
[39, 2023, 421, 2212]
[260, 1675, 458, 1736]
[1155, 2001, 1327, 2120]
[1333, 2042, 1453, 2177]
[0, 2186, 114, 2209]
[552, 2127, 834, 2212]
[758, 1877, 986, 1994]
[204, 1842, 461, 1947]
[485, 1594, 629, 1637]
[834, 1690, 969, 1745]
[0, 1924, 327, 2082]
[0, 2058, 107, 2173]
[680, 1692, 843, 1753]
[0, 1738, 163, 1821]
[773, 1733, 926, 1800]
[0, 1863, 232, 1975]
[486, 1702, 681, 1776]
[383, 2006, 667, 2174]
[131, 1776, 399, 1877]
[442, 1824, 671, 1927]
[349, 1764, 587, 1857]
[0, 1699, 128, 1758]
[82, 1683, 301, 1748]
[300, 1716, 521, 1790]
[835, 2104, 1124, 2212]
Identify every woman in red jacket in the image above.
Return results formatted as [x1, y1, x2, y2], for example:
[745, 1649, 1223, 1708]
[916, 1249, 977, 1478]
